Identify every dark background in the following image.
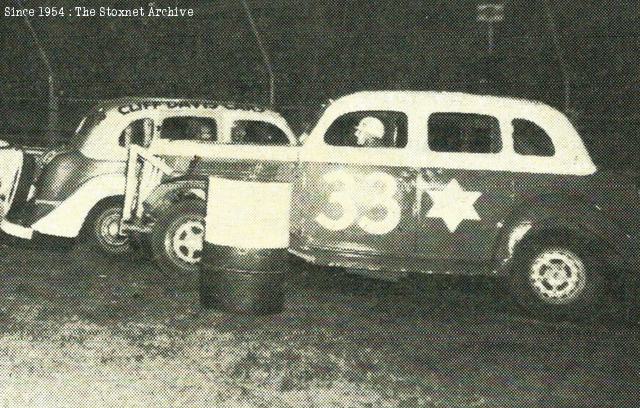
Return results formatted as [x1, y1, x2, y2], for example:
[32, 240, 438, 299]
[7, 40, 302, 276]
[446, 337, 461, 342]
[1, 0, 639, 171]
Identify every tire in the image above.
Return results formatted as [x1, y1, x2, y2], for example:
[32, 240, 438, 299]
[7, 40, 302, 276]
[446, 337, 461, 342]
[84, 198, 132, 256]
[150, 199, 206, 275]
[508, 238, 605, 321]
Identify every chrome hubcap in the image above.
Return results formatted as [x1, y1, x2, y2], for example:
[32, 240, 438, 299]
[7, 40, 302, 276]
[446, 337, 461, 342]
[170, 220, 204, 264]
[529, 248, 586, 304]
[99, 211, 127, 247]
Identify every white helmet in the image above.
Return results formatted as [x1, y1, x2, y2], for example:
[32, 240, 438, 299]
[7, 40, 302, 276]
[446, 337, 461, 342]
[355, 117, 385, 144]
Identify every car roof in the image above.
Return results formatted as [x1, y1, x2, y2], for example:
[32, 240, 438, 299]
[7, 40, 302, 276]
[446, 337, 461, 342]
[94, 97, 285, 120]
[333, 91, 561, 116]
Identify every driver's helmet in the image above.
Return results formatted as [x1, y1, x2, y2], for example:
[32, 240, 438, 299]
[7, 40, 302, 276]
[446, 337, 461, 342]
[355, 117, 385, 146]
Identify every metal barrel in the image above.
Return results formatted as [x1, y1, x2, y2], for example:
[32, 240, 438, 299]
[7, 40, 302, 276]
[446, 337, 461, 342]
[200, 176, 291, 315]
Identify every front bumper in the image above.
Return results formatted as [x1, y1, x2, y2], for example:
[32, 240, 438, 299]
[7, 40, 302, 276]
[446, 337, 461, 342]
[0, 218, 74, 250]
[1, 218, 32, 240]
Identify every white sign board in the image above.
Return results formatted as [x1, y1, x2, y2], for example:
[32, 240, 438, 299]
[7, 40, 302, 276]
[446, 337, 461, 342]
[477, 4, 504, 22]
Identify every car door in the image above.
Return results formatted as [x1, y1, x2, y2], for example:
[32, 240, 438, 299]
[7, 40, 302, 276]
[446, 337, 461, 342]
[296, 110, 418, 257]
[186, 117, 296, 182]
[412, 111, 515, 263]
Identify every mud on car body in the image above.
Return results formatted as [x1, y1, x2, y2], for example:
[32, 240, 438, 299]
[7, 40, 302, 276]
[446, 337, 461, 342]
[125, 91, 640, 320]
[0, 97, 293, 256]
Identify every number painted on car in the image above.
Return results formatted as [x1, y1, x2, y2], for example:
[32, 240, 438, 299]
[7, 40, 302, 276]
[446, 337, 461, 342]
[314, 170, 358, 232]
[315, 170, 401, 235]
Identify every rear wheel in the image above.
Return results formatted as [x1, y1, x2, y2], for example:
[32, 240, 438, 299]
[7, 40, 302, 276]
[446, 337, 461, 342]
[150, 199, 206, 275]
[509, 238, 605, 320]
[84, 199, 132, 256]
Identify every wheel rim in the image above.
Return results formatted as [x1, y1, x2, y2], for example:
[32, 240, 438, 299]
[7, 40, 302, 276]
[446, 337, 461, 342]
[166, 218, 204, 266]
[97, 209, 128, 248]
[528, 248, 587, 304]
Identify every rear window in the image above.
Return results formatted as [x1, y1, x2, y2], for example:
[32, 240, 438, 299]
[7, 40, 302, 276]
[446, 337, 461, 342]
[428, 112, 502, 153]
[230, 121, 289, 145]
[119, 118, 154, 148]
[161, 117, 217, 142]
[512, 119, 555, 157]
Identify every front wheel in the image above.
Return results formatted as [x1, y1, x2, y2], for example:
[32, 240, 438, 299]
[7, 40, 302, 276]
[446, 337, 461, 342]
[150, 199, 206, 275]
[84, 199, 132, 256]
[509, 240, 605, 321]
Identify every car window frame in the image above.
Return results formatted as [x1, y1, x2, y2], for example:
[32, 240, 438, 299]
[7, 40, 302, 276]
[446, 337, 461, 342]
[230, 119, 291, 146]
[159, 115, 219, 143]
[425, 111, 504, 155]
[118, 117, 155, 148]
[322, 110, 409, 149]
[511, 118, 556, 158]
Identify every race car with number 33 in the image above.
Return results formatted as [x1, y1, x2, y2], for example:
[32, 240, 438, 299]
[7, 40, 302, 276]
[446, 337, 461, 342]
[125, 91, 640, 320]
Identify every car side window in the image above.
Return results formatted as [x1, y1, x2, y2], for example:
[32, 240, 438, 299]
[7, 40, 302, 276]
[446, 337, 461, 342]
[512, 119, 555, 157]
[428, 112, 502, 153]
[230, 120, 289, 145]
[161, 116, 217, 142]
[324, 111, 408, 148]
[119, 118, 154, 148]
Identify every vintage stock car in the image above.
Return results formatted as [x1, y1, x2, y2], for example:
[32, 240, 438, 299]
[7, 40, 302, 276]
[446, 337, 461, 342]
[121, 106, 299, 274]
[127, 91, 640, 319]
[0, 98, 296, 256]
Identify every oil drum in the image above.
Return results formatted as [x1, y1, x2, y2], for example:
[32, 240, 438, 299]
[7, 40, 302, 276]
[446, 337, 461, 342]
[200, 176, 291, 314]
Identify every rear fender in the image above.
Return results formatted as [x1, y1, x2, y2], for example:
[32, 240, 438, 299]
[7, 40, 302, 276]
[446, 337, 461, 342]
[494, 197, 637, 274]
[31, 173, 125, 238]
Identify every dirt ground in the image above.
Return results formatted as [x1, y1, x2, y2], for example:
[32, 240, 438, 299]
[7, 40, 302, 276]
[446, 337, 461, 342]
[0, 245, 637, 408]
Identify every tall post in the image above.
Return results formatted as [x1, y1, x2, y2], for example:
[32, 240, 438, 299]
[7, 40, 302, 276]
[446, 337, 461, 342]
[16, 0, 58, 146]
[240, 0, 275, 108]
[487, 23, 495, 53]
[310, 0, 327, 99]
[477, 4, 503, 54]
[541, 0, 571, 112]
[47, 75, 59, 145]
[476, 4, 504, 93]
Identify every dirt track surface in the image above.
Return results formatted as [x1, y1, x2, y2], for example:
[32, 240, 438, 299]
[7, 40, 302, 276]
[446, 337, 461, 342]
[0, 245, 637, 408]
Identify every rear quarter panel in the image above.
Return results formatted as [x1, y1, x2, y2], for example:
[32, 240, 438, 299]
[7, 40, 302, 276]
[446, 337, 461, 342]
[498, 169, 640, 271]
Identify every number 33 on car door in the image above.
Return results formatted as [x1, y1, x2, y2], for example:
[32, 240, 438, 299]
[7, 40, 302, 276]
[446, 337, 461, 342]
[315, 169, 402, 235]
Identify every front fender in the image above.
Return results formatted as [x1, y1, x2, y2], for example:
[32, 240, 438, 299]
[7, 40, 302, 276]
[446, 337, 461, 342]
[494, 197, 639, 273]
[143, 178, 206, 218]
[32, 173, 125, 238]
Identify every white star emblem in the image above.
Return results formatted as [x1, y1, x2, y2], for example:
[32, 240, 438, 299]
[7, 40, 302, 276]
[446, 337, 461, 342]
[425, 179, 482, 233]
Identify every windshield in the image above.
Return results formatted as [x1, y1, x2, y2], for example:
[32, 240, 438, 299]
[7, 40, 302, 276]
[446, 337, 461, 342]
[69, 108, 107, 149]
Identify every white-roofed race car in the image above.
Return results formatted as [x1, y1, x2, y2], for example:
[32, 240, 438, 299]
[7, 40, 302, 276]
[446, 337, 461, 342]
[0, 98, 296, 256]
[125, 91, 640, 320]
